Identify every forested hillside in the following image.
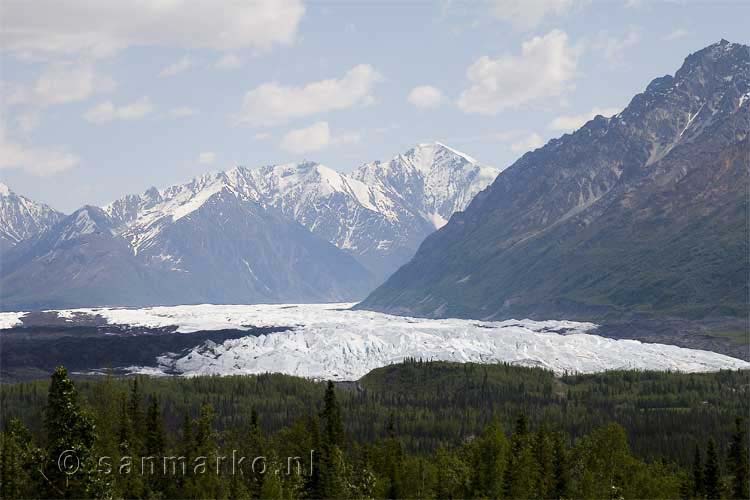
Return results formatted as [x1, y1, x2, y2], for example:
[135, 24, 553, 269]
[1, 362, 749, 498]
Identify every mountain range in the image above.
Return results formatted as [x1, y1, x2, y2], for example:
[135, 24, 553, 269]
[359, 40, 750, 323]
[2, 40, 746, 327]
[0, 143, 498, 310]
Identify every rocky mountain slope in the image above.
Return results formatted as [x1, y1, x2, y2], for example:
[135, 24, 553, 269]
[1, 191, 373, 309]
[359, 40, 750, 322]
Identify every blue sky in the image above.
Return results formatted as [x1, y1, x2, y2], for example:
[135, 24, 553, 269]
[1, 0, 748, 212]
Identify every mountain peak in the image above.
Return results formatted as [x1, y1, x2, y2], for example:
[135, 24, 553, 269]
[404, 142, 479, 168]
[694, 39, 747, 61]
[0, 184, 64, 245]
[675, 39, 749, 84]
[143, 186, 162, 202]
[433, 141, 479, 164]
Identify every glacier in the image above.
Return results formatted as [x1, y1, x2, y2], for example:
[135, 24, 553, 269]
[31, 302, 750, 381]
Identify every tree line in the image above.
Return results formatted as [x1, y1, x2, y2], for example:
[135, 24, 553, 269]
[1, 362, 749, 498]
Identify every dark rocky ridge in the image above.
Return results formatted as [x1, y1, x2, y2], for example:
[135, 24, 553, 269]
[358, 41, 750, 328]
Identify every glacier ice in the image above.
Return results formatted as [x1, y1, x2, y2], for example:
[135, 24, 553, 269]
[40, 302, 750, 381]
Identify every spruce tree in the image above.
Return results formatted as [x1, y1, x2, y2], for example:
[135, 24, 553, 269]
[186, 404, 224, 499]
[534, 424, 555, 498]
[552, 431, 570, 499]
[144, 395, 165, 456]
[180, 411, 194, 459]
[144, 395, 166, 495]
[349, 447, 377, 500]
[728, 417, 750, 499]
[259, 462, 284, 500]
[127, 377, 145, 455]
[116, 392, 144, 498]
[250, 407, 260, 433]
[0, 419, 40, 499]
[321, 381, 344, 448]
[704, 438, 721, 500]
[43, 366, 108, 498]
[504, 413, 537, 499]
[318, 381, 347, 499]
[694, 444, 705, 498]
[305, 415, 323, 499]
[434, 446, 470, 499]
[384, 413, 404, 499]
[117, 394, 133, 456]
[246, 407, 265, 498]
[173, 411, 194, 497]
[469, 418, 507, 498]
[679, 475, 693, 500]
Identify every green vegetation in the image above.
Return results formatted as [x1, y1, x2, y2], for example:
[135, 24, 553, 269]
[707, 330, 750, 347]
[1, 362, 749, 498]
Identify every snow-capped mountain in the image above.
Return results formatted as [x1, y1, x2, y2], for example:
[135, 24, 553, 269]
[348, 142, 500, 277]
[0, 182, 63, 250]
[104, 142, 499, 281]
[0, 205, 167, 310]
[0, 142, 496, 310]
[1, 190, 374, 309]
[353, 142, 499, 229]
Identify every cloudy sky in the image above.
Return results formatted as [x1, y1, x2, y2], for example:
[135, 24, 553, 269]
[1, 0, 748, 212]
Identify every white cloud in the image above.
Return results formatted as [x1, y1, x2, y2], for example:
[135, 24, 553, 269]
[169, 106, 198, 118]
[458, 30, 579, 115]
[408, 86, 444, 109]
[548, 107, 621, 131]
[254, 132, 272, 141]
[238, 64, 381, 126]
[84, 97, 153, 123]
[510, 132, 545, 153]
[455, 129, 544, 150]
[596, 29, 641, 65]
[17, 112, 41, 133]
[489, 0, 579, 29]
[159, 56, 192, 78]
[0, 127, 79, 176]
[279, 122, 359, 154]
[331, 131, 361, 146]
[281, 122, 331, 154]
[5, 63, 115, 108]
[216, 53, 243, 70]
[373, 123, 400, 135]
[663, 29, 689, 41]
[198, 152, 216, 164]
[0, 0, 305, 59]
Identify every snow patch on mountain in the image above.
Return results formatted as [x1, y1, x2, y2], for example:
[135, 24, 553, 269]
[0, 311, 27, 329]
[0, 182, 64, 245]
[353, 142, 500, 225]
